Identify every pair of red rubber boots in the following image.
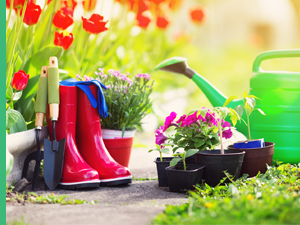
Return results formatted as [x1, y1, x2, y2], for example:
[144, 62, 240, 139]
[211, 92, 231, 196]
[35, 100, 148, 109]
[46, 85, 132, 189]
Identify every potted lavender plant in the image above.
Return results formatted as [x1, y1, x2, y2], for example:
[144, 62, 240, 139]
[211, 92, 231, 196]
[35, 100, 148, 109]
[79, 69, 154, 167]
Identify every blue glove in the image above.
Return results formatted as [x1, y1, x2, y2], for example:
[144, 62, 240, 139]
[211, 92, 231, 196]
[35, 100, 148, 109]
[59, 78, 108, 118]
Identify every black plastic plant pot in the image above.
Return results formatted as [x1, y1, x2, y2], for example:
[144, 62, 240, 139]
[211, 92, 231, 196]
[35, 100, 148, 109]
[195, 150, 245, 187]
[166, 164, 205, 193]
[154, 157, 173, 187]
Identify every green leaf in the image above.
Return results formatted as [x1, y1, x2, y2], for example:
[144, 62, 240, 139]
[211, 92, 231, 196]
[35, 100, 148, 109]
[227, 184, 239, 195]
[6, 86, 13, 102]
[243, 91, 248, 99]
[32, 0, 56, 53]
[9, 113, 27, 133]
[219, 107, 229, 119]
[199, 108, 208, 118]
[161, 148, 170, 154]
[23, 45, 64, 76]
[170, 157, 181, 167]
[185, 149, 198, 158]
[195, 139, 206, 148]
[234, 105, 244, 117]
[6, 108, 21, 130]
[223, 95, 238, 107]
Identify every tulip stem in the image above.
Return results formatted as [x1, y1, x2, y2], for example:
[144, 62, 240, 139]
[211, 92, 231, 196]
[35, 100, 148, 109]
[6, 0, 14, 30]
[6, 0, 29, 95]
[78, 33, 90, 74]
[8, 91, 17, 109]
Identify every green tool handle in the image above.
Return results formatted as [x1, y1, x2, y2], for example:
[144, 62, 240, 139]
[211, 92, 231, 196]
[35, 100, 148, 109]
[35, 66, 48, 128]
[252, 49, 300, 73]
[35, 77, 48, 114]
[48, 67, 60, 104]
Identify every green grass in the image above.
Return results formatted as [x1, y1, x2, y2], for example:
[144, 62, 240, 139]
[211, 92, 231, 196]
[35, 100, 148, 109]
[151, 163, 300, 224]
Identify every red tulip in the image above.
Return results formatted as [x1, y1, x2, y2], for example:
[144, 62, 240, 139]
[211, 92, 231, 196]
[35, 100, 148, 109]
[152, 0, 165, 4]
[136, 12, 151, 29]
[11, 70, 29, 91]
[53, 7, 74, 30]
[82, 0, 97, 11]
[82, 14, 108, 34]
[18, 3, 42, 26]
[190, 7, 205, 24]
[54, 31, 74, 50]
[62, 0, 77, 10]
[6, 0, 32, 9]
[156, 16, 169, 29]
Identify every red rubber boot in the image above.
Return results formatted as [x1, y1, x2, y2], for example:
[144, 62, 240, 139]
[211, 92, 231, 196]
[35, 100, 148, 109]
[46, 85, 100, 189]
[76, 85, 132, 186]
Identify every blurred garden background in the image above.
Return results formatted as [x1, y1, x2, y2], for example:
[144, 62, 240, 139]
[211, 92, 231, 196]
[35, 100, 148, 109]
[6, 0, 300, 134]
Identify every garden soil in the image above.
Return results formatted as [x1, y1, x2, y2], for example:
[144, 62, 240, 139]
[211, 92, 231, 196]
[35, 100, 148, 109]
[6, 133, 189, 225]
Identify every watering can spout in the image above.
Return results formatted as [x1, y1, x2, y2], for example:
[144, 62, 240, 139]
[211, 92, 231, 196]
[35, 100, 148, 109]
[155, 57, 243, 108]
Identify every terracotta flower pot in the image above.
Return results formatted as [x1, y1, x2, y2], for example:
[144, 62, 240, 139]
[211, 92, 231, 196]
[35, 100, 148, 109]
[227, 142, 275, 177]
[195, 150, 245, 187]
[102, 129, 136, 167]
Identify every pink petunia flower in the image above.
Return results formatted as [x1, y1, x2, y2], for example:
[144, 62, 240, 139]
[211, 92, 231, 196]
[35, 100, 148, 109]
[176, 114, 186, 127]
[221, 121, 233, 139]
[163, 111, 177, 132]
[155, 126, 168, 146]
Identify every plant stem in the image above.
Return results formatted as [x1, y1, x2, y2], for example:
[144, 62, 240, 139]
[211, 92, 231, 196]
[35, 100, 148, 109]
[8, 91, 17, 109]
[219, 120, 224, 154]
[78, 33, 90, 74]
[247, 113, 251, 141]
[6, 0, 28, 94]
[183, 158, 186, 171]
[159, 151, 162, 162]
[6, 0, 14, 30]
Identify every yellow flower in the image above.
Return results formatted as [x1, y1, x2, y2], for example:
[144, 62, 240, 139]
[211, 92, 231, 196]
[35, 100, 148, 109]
[246, 194, 254, 201]
[204, 202, 213, 208]
[43, 200, 47, 203]
[51, 192, 55, 196]
[295, 186, 299, 190]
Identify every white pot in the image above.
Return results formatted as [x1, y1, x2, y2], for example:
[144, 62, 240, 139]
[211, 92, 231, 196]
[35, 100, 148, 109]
[101, 129, 136, 139]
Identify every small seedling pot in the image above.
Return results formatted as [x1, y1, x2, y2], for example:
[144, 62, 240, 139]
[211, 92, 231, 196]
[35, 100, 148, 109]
[228, 142, 275, 177]
[195, 150, 245, 187]
[166, 164, 205, 193]
[233, 138, 265, 149]
[154, 157, 173, 187]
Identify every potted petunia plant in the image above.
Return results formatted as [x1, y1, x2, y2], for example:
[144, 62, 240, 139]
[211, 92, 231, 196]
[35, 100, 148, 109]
[77, 69, 154, 168]
[153, 109, 227, 187]
[194, 100, 246, 187]
[227, 92, 275, 177]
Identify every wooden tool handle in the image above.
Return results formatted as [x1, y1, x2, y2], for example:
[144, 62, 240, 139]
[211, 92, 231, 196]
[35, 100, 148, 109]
[35, 66, 48, 128]
[48, 57, 60, 121]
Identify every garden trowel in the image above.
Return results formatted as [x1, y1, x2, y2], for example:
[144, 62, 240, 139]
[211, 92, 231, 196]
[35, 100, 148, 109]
[22, 66, 48, 190]
[43, 57, 65, 191]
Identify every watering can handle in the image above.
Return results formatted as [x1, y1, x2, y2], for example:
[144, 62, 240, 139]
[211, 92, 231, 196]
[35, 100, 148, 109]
[252, 49, 300, 73]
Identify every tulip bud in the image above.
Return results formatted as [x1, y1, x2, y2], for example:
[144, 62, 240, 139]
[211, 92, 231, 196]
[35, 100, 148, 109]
[11, 70, 29, 91]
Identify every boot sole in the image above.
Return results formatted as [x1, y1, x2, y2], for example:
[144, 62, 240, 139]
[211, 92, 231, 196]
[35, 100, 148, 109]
[100, 176, 132, 187]
[58, 180, 100, 190]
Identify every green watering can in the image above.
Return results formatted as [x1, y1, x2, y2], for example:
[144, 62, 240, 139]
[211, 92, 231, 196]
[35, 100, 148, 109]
[155, 49, 300, 164]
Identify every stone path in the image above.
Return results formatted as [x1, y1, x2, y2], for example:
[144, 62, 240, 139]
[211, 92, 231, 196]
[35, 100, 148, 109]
[6, 133, 188, 225]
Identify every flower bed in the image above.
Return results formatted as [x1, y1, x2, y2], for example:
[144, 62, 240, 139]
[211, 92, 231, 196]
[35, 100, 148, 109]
[151, 163, 300, 224]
